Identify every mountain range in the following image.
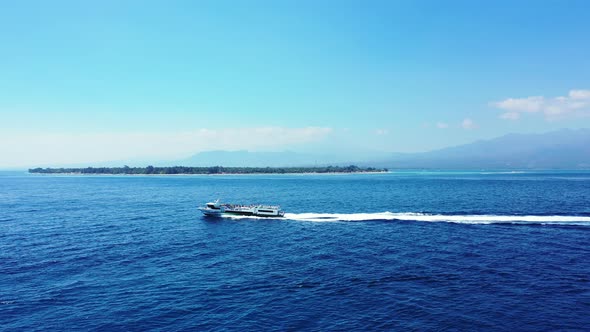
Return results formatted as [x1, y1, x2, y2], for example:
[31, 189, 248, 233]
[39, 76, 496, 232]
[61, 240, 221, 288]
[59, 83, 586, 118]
[180, 129, 590, 169]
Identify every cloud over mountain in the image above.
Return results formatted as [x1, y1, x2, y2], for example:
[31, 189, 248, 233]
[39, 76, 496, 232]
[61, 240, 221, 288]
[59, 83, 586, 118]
[492, 89, 590, 120]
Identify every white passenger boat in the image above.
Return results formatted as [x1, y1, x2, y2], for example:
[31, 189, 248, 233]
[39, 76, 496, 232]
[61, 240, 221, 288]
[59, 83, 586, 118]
[199, 200, 285, 218]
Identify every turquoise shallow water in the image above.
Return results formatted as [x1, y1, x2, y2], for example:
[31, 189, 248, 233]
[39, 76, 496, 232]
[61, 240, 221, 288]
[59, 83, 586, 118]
[1, 171, 590, 330]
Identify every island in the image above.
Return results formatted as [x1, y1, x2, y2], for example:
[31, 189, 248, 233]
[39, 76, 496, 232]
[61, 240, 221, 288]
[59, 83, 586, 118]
[28, 165, 388, 175]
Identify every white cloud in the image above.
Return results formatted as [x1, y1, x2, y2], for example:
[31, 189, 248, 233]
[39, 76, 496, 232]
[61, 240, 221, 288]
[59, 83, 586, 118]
[499, 112, 520, 120]
[492, 96, 544, 113]
[570, 90, 590, 99]
[436, 122, 449, 129]
[492, 89, 590, 120]
[374, 129, 389, 135]
[0, 127, 333, 168]
[461, 118, 477, 130]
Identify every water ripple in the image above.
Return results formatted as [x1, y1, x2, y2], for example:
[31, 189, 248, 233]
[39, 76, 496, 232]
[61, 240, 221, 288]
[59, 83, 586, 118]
[1, 173, 590, 330]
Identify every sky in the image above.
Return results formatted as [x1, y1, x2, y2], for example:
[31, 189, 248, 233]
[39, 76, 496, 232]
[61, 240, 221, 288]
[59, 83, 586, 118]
[1, 0, 589, 167]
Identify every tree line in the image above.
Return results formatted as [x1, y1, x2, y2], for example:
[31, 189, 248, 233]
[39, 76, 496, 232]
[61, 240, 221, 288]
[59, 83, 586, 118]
[29, 165, 388, 175]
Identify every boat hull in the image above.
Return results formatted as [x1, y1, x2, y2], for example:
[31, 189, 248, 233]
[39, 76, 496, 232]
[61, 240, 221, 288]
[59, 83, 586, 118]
[224, 211, 284, 218]
[198, 207, 284, 218]
[198, 208, 223, 217]
[199, 201, 285, 218]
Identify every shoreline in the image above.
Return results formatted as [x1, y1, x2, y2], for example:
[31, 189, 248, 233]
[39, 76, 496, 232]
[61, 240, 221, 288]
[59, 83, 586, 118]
[28, 165, 388, 176]
[28, 171, 390, 176]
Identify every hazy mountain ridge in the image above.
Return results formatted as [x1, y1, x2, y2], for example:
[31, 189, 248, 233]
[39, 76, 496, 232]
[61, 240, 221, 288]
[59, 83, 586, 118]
[14, 129, 590, 170]
[180, 129, 590, 169]
[180, 150, 359, 167]
[377, 128, 590, 169]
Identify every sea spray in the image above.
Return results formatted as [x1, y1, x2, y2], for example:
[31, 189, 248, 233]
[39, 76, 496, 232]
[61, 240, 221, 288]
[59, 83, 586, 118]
[224, 212, 590, 225]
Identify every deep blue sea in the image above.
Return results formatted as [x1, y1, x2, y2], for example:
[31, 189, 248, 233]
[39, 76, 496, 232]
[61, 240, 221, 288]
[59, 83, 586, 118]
[1, 171, 590, 331]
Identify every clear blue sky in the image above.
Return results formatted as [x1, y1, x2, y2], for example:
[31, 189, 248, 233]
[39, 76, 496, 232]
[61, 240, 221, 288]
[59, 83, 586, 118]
[1, 0, 589, 167]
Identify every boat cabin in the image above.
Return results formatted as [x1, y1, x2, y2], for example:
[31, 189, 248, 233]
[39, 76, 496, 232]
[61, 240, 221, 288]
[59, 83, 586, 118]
[206, 201, 221, 210]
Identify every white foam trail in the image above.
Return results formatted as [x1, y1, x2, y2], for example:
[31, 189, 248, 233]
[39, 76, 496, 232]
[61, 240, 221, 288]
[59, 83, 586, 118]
[281, 212, 590, 225]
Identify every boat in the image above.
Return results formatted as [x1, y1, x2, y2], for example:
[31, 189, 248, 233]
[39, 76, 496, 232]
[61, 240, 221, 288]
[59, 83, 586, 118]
[198, 200, 285, 218]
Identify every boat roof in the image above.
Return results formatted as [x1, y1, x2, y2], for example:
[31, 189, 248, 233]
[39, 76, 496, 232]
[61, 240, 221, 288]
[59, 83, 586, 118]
[206, 201, 281, 209]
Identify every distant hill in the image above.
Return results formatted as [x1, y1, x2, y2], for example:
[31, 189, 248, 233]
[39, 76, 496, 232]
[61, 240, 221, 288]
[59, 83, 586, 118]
[376, 128, 590, 169]
[180, 150, 351, 167]
[33, 129, 589, 170]
[181, 129, 590, 169]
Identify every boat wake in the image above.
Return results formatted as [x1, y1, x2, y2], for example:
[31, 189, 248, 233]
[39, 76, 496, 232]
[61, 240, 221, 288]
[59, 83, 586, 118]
[282, 212, 590, 225]
[215, 212, 590, 225]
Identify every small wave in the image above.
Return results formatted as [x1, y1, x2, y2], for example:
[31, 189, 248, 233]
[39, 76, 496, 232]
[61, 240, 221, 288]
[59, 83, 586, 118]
[281, 212, 590, 225]
[478, 171, 526, 174]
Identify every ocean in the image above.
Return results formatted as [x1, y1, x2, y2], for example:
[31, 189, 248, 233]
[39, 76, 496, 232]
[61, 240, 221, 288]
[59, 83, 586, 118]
[1, 171, 590, 331]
